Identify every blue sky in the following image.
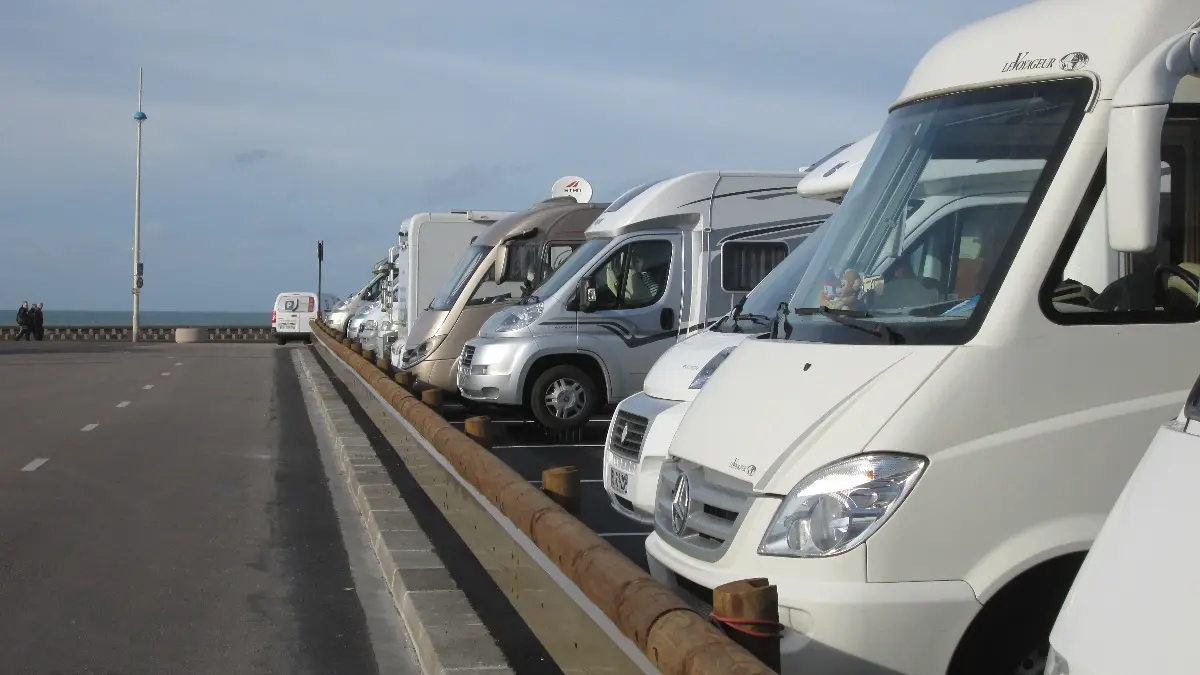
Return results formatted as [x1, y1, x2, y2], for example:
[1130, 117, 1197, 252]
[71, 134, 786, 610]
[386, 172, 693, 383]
[0, 0, 1026, 312]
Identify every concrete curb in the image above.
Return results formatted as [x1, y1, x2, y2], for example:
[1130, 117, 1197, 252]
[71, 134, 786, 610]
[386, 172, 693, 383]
[294, 349, 514, 675]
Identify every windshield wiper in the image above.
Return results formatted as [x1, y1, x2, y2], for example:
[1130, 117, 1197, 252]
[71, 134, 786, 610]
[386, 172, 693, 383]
[792, 306, 902, 344]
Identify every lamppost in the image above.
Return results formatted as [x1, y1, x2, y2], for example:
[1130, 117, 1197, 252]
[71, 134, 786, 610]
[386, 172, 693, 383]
[132, 67, 147, 342]
[317, 240, 324, 319]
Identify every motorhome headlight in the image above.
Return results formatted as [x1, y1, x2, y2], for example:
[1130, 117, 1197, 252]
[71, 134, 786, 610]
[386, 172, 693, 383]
[404, 334, 447, 366]
[688, 346, 737, 390]
[333, 299, 351, 311]
[362, 320, 377, 331]
[380, 320, 392, 332]
[495, 303, 544, 333]
[758, 453, 927, 558]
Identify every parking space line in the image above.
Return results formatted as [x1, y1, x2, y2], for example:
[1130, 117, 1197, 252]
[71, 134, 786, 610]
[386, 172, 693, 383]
[80, 424, 98, 432]
[143, 384, 154, 390]
[174, 362, 183, 366]
[598, 532, 651, 537]
[21, 459, 49, 472]
[116, 401, 131, 408]
[528, 479, 603, 484]
[161, 372, 171, 376]
[496, 443, 605, 450]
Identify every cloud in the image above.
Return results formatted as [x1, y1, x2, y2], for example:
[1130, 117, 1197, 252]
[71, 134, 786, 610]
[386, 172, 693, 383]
[232, 149, 282, 166]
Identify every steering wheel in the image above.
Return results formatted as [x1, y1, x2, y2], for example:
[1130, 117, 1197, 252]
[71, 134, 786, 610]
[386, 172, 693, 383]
[1154, 264, 1200, 309]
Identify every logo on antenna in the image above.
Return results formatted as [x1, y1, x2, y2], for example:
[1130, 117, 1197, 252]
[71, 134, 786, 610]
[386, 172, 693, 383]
[565, 180, 580, 188]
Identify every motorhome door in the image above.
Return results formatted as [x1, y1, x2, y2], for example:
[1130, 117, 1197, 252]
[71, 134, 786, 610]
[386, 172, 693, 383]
[576, 233, 683, 400]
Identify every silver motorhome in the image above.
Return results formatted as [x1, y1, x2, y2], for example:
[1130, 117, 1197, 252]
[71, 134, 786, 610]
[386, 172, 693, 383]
[456, 171, 839, 430]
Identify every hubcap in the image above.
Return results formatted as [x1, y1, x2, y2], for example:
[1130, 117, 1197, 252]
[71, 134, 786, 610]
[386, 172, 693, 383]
[544, 378, 586, 420]
[1014, 645, 1048, 675]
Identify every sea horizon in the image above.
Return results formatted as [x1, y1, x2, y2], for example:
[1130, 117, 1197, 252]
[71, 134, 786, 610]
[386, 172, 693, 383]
[3, 309, 271, 327]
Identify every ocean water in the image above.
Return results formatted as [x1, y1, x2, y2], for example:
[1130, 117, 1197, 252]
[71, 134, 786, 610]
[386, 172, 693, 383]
[3, 310, 269, 327]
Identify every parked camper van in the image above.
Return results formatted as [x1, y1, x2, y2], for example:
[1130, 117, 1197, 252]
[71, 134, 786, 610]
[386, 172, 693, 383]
[272, 291, 319, 344]
[645, 2, 1200, 674]
[368, 243, 407, 357]
[400, 178, 604, 392]
[603, 135, 875, 523]
[456, 172, 838, 430]
[328, 258, 390, 332]
[1045, 366, 1200, 675]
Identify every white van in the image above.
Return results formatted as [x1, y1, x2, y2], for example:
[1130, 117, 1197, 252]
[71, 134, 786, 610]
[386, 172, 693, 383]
[602, 136, 875, 523]
[272, 291, 318, 344]
[457, 172, 837, 430]
[1045, 364, 1200, 675]
[644, 2, 1200, 674]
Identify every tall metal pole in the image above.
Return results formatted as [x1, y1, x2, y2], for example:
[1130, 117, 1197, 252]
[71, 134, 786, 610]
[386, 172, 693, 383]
[317, 240, 324, 320]
[132, 68, 147, 343]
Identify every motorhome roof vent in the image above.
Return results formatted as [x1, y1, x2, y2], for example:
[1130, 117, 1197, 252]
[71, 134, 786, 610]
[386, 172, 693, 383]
[550, 176, 594, 203]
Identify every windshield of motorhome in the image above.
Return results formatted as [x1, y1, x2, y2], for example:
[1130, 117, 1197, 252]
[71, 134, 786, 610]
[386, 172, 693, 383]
[524, 237, 613, 302]
[780, 78, 1092, 344]
[466, 241, 582, 307]
[428, 245, 491, 311]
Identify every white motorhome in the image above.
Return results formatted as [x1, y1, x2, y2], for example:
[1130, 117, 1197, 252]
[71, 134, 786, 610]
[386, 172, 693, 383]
[327, 258, 391, 332]
[456, 172, 838, 430]
[602, 136, 876, 524]
[1045, 361, 1200, 675]
[644, 3, 1200, 674]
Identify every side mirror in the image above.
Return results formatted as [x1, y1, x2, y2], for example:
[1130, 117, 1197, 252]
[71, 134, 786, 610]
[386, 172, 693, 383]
[1107, 104, 1168, 253]
[660, 307, 676, 331]
[578, 278, 597, 313]
[493, 246, 509, 282]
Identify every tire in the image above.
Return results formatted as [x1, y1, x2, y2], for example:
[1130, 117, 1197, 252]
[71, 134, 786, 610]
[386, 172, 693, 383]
[528, 364, 599, 431]
[276, 336, 287, 346]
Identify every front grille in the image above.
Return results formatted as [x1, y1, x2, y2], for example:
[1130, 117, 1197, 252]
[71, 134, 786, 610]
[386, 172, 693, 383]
[608, 410, 649, 460]
[461, 345, 476, 370]
[656, 460, 755, 559]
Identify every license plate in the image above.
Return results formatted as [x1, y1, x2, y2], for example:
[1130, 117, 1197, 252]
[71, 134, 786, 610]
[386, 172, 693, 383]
[608, 468, 629, 494]
[278, 322, 296, 331]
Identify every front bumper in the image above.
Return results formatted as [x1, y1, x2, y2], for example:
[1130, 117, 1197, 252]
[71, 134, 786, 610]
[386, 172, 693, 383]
[645, 529, 980, 675]
[407, 357, 459, 392]
[456, 337, 540, 406]
[603, 393, 689, 524]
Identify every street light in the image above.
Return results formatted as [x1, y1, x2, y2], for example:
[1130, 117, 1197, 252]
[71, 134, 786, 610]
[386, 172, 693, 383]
[132, 67, 147, 343]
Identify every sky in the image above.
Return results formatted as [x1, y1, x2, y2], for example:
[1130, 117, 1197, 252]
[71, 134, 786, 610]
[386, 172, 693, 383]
[0, 0, 1028, 312]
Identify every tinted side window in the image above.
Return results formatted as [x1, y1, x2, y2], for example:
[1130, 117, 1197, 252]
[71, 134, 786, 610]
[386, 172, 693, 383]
[722, 241, 789, 292]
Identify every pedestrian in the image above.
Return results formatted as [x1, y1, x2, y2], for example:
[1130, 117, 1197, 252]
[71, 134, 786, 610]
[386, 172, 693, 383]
[32, 303, 44, 341]
[14, 301, 32, 341]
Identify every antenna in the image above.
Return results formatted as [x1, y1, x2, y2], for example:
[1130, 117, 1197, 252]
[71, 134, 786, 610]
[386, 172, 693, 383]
[131, 68, 148, 342]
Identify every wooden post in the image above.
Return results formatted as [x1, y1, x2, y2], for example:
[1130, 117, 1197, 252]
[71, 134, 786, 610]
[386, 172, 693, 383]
[711, 578, 781, 673]
[362, 348, 374, 362]
[464, 416, 491, 448]
[395, 371, 414, 389]
[351, 343, 362, 354]
[376, 357, 390, 373]
[542, 466, 580, 515]
[421, 388, 443, 413]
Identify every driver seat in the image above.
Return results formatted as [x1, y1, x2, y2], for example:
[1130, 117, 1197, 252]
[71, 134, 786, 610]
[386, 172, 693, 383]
[1162, 262, 1200, 311]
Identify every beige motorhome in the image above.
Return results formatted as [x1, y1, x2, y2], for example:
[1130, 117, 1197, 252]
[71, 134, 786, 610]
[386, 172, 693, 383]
[400, 182, 608, 391]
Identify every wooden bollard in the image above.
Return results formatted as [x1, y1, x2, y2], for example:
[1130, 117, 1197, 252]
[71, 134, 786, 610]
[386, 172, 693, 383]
[352, 343, 363, 354]
[420, 388, 443, 413]
[711, 578, 782, 673]
[395, 371, 414, 389]
[542, 466, 580, 515]
[376, 357, 390, 373]
[464, 416, 491, 448]
[363, 348, 375, 362]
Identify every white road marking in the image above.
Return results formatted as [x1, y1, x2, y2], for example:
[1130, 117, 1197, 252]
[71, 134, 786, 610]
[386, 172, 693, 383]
[21, 459, 49, 472]
[161, 372, 171, 376]
[599, 532, 652, 537]
[143, 384, 154, 390]
[117, 401, 131, 408]
[81, 423, 98, 432]
[174, 362, 182, 366]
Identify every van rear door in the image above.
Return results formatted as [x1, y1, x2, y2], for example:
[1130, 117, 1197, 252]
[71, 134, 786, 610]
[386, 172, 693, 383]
[275, 294, 309, 333]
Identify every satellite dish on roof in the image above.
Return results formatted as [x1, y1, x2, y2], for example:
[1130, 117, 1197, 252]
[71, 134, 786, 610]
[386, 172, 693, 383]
[551, 176, 593, 203]
[797, 131, 879, 199]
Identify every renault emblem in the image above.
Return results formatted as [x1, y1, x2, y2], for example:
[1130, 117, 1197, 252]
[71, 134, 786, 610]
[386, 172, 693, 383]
[670, 474, 691, 535]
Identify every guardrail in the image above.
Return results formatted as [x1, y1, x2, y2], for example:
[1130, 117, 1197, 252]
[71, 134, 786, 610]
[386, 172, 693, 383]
[0, 325, 274, 342]
[310, 318, 783, 675]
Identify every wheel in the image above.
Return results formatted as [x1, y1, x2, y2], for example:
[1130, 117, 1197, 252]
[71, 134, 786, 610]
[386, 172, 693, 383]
[276, 336, 287, 346]
[528, 364, 599, 431]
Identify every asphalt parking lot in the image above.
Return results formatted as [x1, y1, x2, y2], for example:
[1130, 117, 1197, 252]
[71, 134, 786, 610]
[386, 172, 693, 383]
[438, 400, 654, 570]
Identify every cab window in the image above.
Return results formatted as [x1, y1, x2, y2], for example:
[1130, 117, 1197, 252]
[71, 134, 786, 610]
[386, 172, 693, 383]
[361, 277, 384, 302]
[586, 240, 672, 311]
[468, 243, 541, 306]
[1041, 116, 1198, 322]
